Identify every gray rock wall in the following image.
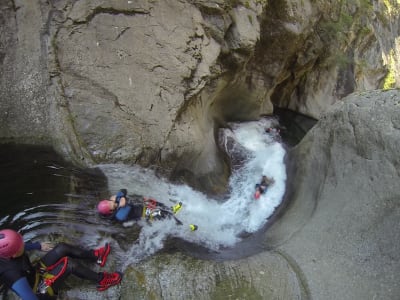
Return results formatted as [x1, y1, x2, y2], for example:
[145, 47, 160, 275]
[1, 1, 400, 299]
[55, 90, 400, 300]
[265, 89, 400, 299]
[1, 0, 398, 192]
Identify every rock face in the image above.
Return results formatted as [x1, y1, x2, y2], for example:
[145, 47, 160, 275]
[0, 0, 399, 192]
[1, 1, 400, 299]
[57, 90, 400, 300]
[264, 89, 400, 299]
[112, 89, 398, 300]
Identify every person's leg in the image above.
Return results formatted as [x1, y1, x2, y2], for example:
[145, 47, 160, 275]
[47, 258, 122, 293]
[128, 204, 143, 220]
[65, 261, 123, 292]
[41, 242, 110, 267]
[156, 201, 168, 210]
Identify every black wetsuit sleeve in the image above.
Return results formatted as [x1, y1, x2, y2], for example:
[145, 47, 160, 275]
[25, 242, 41, 251]
[0, 258, 26, 290]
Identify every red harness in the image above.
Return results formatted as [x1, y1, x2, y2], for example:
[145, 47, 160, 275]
[42, 257, 68, 287]
[146, 199, 157, 209]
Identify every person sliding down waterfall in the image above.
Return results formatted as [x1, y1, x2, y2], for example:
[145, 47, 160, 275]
[265, 126, 282, 142]
[97, 189, 198, 231]
[254, 175, 275, 199]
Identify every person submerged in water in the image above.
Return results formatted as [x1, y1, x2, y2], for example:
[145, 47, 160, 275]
[265, 126, 282, 142]
[265, 127, 280, 135]
[0, 229, 122, 300]
[97, 189, 198, 231]
[254, 175, 275, 199]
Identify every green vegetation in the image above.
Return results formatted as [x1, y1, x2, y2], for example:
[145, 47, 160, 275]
[383, 0, 400, 15]
[212, 274, 263, 300]
[248, 14, 253, 24]
[316, 0, 376, 70]
[318, 0, 375, 41]
[227, 0, 267, 10]
[358, 0, 374, 14]
[383, 49, 397, 89]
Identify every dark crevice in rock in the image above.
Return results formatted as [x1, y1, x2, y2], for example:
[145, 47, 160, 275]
[114, 26, 131, 41]
[70, 7, 150, 25]
[9, 0, 18, 12]
[273, 108, 317, 147]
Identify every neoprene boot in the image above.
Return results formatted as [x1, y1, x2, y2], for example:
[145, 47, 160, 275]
[97, 272, 123, 291]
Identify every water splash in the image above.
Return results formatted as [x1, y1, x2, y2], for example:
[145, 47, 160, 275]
[0, 118, 286, 269]
[99, 117, 287, 266]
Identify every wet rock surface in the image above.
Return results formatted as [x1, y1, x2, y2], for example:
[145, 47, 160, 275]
[59, 90, 400, 300]
[1, 0, 399, 298]
[265, 89, 400, 300]
[123, 90, 398, 300]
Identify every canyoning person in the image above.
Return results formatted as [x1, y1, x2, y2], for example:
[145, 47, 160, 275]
[265, 127, 280, 135]
[254, 175, 275, 199]
[97, 189, 198, 231]
[97, 189, 130, 222]
[265, 126, 282, 142]
[0, 229, 123, 299]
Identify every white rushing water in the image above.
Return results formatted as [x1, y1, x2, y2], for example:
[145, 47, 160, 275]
[98, 118, 287, 265]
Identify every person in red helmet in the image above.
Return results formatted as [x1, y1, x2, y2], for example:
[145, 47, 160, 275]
[97, 189, 174, 223]
[97, 189, 198, 231]
[97, 189, 129, 219]
[254, 175, 275, 199]
[0, 229, 123, 299]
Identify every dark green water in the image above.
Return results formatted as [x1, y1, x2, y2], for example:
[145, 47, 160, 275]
[0, 144, 109, 211]
[0, 144, 111, 241]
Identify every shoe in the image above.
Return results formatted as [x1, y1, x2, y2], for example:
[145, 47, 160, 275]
[97, 271, 123, 291]
[94, 243, 111, 267]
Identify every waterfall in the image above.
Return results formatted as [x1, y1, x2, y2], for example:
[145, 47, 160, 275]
[98, 117, 287, 265]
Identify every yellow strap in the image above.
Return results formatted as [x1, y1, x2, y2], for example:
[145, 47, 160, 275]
[142, 206, 153, 220]
[33, 270, 55, 296]
[142, 206, 146, 218]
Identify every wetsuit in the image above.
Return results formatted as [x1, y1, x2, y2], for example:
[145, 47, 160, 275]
[255, 177, 274, 194]
[0, 242, 40, 299]
[114, 203, 143, 222]
[111, 191, 142, 222]
[40, 243, 101, 291]
[255, 182, 268, 194]
[0, 242, 101, 299]
[113, 195, 174, 223]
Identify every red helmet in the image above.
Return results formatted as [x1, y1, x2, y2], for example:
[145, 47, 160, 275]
[0, 229, 24, 258]
[97, 200, 113, 216]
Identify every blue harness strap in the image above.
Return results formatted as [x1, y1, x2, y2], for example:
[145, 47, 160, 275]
[114, 190, 130, 221]
[115, 205, 132, 221]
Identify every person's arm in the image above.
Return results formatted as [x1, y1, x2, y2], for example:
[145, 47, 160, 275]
[118, 197, 127, 207]
[11, 277, 38, 300]
[24, 242, 41, 251]
[111, 194, 126, 208]
[24, 242, 53, 252]
[40, 242, 53, 251]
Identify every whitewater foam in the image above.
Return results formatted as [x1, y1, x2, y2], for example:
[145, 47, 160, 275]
[98, 117, 287, 263]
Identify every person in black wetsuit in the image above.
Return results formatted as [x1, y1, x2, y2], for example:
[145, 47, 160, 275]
[0, 229, 123, 299]
[97, 189, 198, 231]
[254, 175, 275, 199]
[97, 190, 183, 223]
